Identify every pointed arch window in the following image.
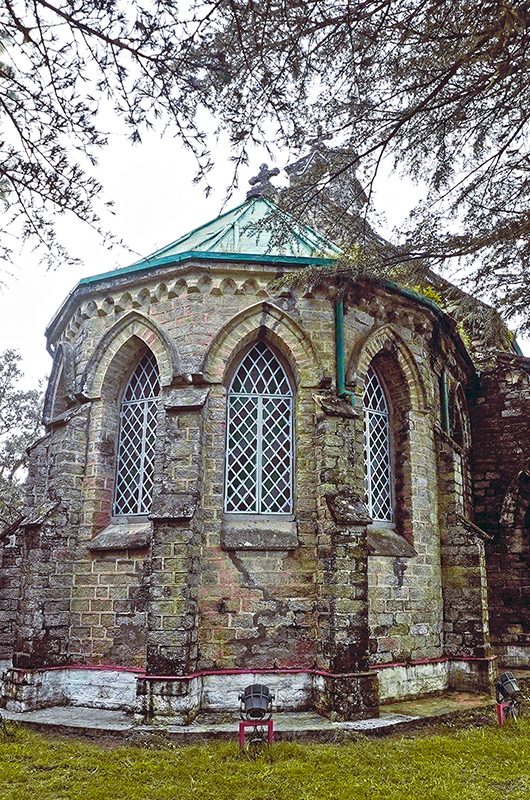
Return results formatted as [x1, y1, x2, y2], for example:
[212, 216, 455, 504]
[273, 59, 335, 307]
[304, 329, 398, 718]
[450, 385, 469, 450]
[364, 366, 393, 523]
[113, 350, 160, 516]
[225, 341, 294, 514]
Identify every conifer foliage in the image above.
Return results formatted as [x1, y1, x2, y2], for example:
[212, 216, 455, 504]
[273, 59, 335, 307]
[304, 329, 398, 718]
[208, 1, 530, 327]
[0, 350, 42, 529]
[1, 2, 529, 325]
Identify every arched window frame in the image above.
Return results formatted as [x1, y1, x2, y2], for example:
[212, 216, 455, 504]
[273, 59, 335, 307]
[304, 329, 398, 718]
[43, 342, 75, 424]
[448, 382, 473, 516]
[224, 340, 294, 515]
[449, 384, 471, 452]
[364, 365, 394, 524]
[113, 349, 160, 516]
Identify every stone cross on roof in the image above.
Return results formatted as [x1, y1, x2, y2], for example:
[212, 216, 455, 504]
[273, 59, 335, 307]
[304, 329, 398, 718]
[307, 125, 332, 151]
[246, 163, 280, 199]
[284, 126, 334, 182]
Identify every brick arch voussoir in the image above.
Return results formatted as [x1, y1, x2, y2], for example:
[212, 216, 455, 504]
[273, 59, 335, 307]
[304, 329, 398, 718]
[203, 301, 322, 388]
[348, 324, 428, 412]
[80, 311, 180, 398]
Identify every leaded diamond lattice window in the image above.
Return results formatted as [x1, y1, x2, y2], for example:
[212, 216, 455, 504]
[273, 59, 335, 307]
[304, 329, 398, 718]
[225, 341, 293, 514]
[114, 351, 160, 516]
[364, 366, 393, 523]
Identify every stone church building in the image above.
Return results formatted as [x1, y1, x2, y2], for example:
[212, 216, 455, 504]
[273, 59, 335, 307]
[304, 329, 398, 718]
[0, 156, 529, 722]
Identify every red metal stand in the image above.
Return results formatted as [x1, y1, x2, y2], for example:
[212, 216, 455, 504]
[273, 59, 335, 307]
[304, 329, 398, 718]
[497, 701, 511, 726]
[238, 719, 274, 748]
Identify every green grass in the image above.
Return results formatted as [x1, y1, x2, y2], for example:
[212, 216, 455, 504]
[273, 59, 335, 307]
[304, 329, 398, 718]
[0, 718, 529, 800]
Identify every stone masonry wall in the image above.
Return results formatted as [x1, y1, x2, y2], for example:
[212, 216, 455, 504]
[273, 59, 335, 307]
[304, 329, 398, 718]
[69, 546, 149, 665]
[436, 430, 490, 658]
[471, 354, 530, 662]
[367, 404, 443, 665]
[3, 261, 482, 692]
[67, 336, 155, 665]
[0, 529, 22, 661]
[12, 406, 89, 669]
[198, 370, 321, 670]
[145, 399, 204, 675]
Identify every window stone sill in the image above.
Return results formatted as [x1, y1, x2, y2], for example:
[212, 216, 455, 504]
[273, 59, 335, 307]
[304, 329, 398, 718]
[88, 519, 152, 551]
[221, 517, 298, 551]
[367, 525, 417, 558]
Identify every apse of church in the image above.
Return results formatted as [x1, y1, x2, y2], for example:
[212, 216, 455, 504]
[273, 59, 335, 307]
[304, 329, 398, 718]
[1, 159, 528, 722]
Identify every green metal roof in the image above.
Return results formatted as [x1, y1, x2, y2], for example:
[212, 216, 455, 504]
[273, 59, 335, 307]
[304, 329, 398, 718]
[79, 196, 342, 286]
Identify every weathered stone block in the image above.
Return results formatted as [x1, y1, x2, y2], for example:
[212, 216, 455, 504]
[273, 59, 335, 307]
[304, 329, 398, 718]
[326, 492, 371, 526]
[315, 671, 379, 720]
[221, 517, 298, 551]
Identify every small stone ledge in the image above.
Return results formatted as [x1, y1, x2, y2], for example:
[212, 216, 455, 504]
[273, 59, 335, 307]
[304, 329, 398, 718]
[326, 491, 371, 526]
[455, 513, 492, 541]
[221, 516, 298, 551]
[88, 520, 152, 551]
[45, 403, 84, 430]
[315, 394, 359, 418]
[434, 425, 467, 456]
[164, 388, 209, 412]
[367, 526, 417, 558]
[14, 501, 60, 530]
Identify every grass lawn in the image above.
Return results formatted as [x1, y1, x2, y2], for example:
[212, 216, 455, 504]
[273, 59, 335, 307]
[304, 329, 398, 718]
[0, 717, 529, 800]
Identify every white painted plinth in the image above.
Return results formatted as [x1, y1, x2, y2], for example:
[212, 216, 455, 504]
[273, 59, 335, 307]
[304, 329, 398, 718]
[377, 661, 449, 702]
[1, 667, 139, 713]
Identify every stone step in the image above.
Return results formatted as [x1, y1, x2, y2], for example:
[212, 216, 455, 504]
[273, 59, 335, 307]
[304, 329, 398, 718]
[1, 691, 496, 744]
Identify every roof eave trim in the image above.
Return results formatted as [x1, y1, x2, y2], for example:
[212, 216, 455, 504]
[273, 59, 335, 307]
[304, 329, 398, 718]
[78, 250, 339, 286]
[382, 279, 476, 372]
[45, 250, 339, 343]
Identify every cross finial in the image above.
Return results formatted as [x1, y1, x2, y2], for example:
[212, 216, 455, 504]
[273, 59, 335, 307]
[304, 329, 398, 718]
[246, 163, 280, 199]
[307, 124, 332, 151]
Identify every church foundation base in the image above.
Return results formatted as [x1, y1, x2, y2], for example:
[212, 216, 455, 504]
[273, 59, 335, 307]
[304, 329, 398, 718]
[135, 675, 201, 725]
[135, 670, 381, 725]
[0, 659, 497, 721]
[376, 656, 497, 701]
[376, 660, 449, 701]
[495, 643, 530, 668]
[0, 666, 140, 713]
[135, 669, 382, 725]
[135, 671, 316, 725]
[448, 657, 496, 694]
[314, 671, 379, 721]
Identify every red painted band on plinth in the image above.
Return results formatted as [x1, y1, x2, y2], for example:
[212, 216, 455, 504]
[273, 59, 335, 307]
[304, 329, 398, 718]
[10, 664, 146, 674]
[140, 668, 374, 682]
[8, 654, 496, 680]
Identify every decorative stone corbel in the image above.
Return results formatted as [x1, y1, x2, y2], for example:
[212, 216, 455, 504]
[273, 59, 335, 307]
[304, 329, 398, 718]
[455, 513, 492, 541]
[19, 501, 60, 528]
[315, 393, 359, 418]
[325, 491, 371, 526]
[163, 387, 210, 412]
[88, 518, 153, 551]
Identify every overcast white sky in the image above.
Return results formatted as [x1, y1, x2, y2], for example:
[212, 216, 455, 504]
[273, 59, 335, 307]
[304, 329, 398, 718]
[0, 124, 523, 389]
